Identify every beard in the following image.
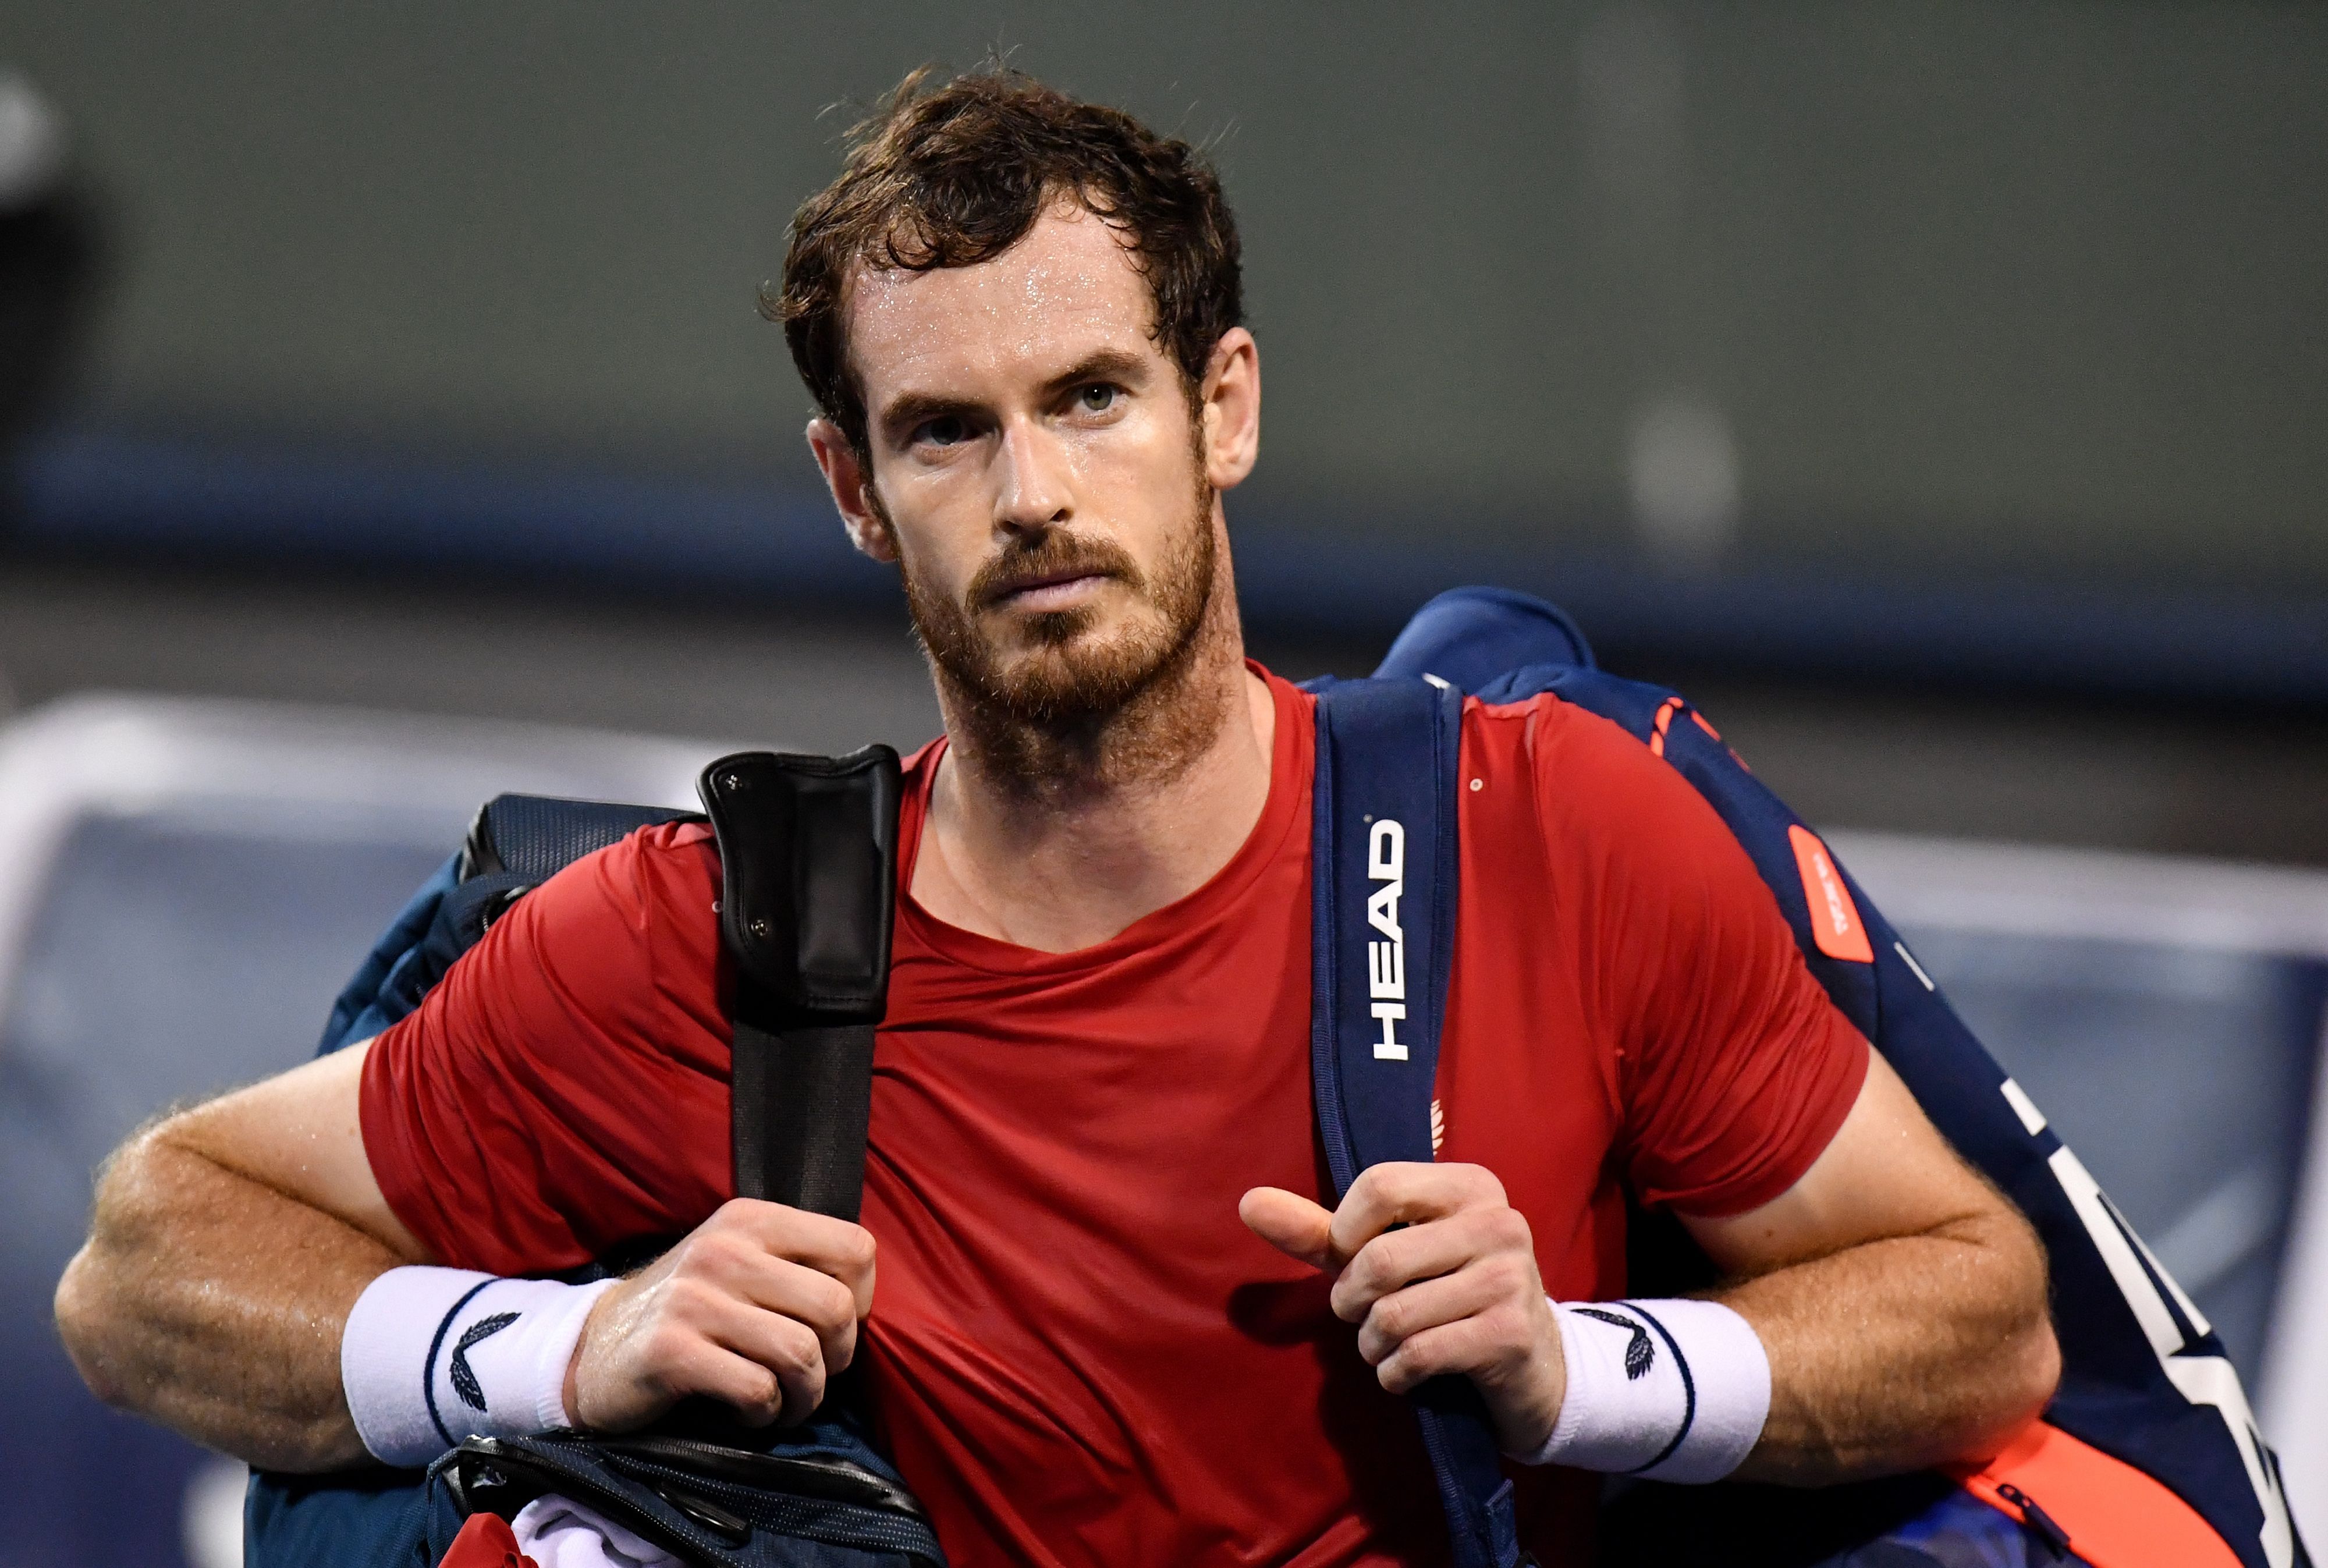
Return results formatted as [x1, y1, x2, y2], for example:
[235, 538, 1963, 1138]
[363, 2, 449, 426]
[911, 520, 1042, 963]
[889, 467, 1233, 791]
[902, 482, 1219, 726]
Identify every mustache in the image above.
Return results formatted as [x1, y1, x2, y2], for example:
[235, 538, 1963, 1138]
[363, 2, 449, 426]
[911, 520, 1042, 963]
[967, 531, 1142, 611]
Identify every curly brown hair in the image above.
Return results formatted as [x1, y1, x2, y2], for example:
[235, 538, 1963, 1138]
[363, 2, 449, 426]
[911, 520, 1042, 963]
[766, 66, 1244, 457]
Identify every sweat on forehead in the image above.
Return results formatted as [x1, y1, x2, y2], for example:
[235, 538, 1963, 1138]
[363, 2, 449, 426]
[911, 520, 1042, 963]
[840, 205, 1163, 391]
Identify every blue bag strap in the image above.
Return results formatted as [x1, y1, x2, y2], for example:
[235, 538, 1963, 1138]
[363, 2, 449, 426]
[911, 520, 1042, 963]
[1310, 675, 1521, 1568]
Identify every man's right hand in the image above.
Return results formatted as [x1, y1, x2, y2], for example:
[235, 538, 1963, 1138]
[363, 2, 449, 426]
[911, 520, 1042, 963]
[566, 1198, 876, 1432]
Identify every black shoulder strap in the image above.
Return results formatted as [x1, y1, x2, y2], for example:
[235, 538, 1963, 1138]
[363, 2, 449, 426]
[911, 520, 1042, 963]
[697, 746, 902, 1222]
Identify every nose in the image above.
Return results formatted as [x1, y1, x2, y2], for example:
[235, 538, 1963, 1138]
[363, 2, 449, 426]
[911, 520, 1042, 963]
[991, 417, 1071, 537]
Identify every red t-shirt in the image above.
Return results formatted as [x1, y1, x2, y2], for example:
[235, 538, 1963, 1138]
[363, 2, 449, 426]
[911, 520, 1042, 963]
[362, 667, 1867, 1567]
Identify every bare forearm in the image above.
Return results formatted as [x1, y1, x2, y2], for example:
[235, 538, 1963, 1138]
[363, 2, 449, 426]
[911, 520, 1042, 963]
[55, 1129, 393, 1471]
[1721, 1210, 2058, 1485]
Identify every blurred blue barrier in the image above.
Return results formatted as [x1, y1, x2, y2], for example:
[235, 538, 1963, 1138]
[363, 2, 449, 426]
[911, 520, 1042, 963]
[15, 428, 2328, 706]
[1833, 830, 2328, 1548]
[0, 814, 453, 1568]
[0, 696, 718, 1567]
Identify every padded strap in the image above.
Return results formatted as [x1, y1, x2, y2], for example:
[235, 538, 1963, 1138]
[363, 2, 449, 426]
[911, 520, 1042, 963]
[727, 1019, 877, 1220]
[460, 794, 695, 883]
[698, 747, 901, 1221]
[1310, 677, 1520, 1568]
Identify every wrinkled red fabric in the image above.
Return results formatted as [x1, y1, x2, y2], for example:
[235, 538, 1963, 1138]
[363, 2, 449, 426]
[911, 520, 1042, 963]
[366, 667, 1865, 1567]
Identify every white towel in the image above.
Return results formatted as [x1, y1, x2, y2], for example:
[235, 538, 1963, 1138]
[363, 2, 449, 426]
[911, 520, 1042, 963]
[510, 1495, 681, 1568]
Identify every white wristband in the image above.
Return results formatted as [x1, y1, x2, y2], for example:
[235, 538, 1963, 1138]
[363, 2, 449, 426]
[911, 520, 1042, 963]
[341, 1266, 616, 1468]
[1517, 1297, 1770, 1484]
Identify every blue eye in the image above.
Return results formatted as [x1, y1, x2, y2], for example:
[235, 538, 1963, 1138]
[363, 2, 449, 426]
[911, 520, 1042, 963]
[1077, 384, 1117, 413]
[915, 414, 968, 448]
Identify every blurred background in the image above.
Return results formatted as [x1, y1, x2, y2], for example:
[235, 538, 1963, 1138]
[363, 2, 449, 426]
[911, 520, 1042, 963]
[0, 3, 2322, 1563]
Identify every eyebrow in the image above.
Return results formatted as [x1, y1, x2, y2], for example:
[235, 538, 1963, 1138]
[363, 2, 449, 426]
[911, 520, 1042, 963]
[876, 348, 1156, 445]
[877, 389, 977, 445]
[1038, 348, 1151, 399]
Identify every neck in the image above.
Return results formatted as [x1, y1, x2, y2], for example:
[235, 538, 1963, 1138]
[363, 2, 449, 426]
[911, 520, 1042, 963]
[914, 541, 1276, 953]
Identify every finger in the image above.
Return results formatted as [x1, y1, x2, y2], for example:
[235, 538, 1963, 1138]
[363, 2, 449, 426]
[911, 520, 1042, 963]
[1353, 1265, 1507, 1366]
[1240, 1186, 1343, 1270]
[1328, 1163, 1509, 1262]
[701, 1294, 829, 1426]
[668, 1340, 789, 1427]
[1374, 1313, 1514, 1396]
[708, 1200, 878, 1314]
[709, 1253, 863, 1374]
[1331, 1207, 1523, 1322]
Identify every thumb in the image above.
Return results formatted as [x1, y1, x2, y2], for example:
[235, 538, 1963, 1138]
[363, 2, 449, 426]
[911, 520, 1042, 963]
[1239, 1186, 1342, 1272]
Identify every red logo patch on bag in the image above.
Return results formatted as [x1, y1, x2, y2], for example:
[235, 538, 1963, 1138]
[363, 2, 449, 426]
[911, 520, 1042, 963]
[1788, 825, 1873, 963]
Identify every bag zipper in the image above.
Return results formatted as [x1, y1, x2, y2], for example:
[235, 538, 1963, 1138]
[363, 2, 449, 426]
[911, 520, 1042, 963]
[1995, 1481, 2075, 1558]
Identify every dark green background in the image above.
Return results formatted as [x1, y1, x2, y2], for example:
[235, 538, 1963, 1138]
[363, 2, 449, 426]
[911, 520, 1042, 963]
[7, 1, 2323, 593]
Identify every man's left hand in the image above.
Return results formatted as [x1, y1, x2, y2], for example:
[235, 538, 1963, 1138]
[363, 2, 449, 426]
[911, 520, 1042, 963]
[1241, 1163, 1564, 1457]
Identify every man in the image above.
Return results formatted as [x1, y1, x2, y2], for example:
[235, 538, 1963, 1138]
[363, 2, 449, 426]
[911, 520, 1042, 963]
[55, 69, 2057, 1566]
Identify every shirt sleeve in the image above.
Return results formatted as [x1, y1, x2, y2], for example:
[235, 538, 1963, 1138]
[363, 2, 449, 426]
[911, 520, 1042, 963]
[359, 821, 733, 1276]
[1534, 704, 1870, 1218]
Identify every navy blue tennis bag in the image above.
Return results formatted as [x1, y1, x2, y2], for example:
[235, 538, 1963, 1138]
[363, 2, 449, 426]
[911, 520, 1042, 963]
[246, 586, 2305, 1568]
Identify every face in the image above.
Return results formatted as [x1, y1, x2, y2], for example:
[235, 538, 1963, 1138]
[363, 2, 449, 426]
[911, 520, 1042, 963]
[808, 204, 1259, 725]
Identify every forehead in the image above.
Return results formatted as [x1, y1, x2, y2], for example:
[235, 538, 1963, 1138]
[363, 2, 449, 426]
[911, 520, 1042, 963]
[842, 205, 1162, 403]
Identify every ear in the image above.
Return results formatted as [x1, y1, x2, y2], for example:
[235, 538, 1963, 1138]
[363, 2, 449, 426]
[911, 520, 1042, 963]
[806, 417, 900, 563]
[1198, 327, 1261, 492]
